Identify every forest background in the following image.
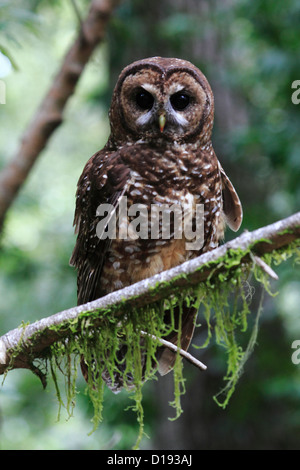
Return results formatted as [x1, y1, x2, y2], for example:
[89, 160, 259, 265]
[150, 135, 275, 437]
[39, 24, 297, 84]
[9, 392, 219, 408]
[0, 0, 300, 449]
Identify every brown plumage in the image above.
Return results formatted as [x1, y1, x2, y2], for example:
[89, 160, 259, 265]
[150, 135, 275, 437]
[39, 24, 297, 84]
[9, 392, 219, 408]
[70, 57, 243, 392]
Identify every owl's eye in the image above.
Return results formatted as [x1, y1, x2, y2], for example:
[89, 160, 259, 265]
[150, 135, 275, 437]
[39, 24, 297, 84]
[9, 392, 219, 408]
[135, 89, 154, 110]
[170, 92, 190, 111]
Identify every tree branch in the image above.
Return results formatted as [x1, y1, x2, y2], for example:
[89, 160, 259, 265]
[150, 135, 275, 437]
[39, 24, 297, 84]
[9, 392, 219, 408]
[0, 211, 299, 376]
[0, 0, 120, 230]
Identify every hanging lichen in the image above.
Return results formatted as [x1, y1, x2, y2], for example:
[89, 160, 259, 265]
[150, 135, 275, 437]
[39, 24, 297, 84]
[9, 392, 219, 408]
[40, 238, 300, 448]
[46, 296, 187, 449]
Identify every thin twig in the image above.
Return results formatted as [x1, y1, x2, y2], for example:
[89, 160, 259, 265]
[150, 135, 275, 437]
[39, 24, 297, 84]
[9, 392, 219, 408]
[250, 253, 279, 280]
[70, 0, 83, 27]
[140, 330, 207, 371]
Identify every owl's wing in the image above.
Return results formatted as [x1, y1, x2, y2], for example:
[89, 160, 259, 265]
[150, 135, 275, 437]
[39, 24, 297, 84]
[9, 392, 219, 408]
[219, 162, 243, 232]
[70, 149, 130, 305]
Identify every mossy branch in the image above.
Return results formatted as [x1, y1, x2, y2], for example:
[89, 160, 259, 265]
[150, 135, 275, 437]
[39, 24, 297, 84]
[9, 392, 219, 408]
[0, 211, 299, 378]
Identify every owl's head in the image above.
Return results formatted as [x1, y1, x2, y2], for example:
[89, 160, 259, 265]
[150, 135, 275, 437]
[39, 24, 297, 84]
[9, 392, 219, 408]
[109, 57, 214, 146]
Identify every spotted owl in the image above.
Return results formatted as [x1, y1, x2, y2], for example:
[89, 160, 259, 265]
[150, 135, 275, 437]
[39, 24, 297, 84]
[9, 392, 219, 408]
[70, 57, 243, 392]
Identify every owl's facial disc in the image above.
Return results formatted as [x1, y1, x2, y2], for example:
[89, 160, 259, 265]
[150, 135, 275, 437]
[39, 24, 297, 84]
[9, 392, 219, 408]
[118, 67, 210, 142]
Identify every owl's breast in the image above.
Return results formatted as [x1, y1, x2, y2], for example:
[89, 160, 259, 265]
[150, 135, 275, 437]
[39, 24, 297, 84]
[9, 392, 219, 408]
[98, 147, 223, 294]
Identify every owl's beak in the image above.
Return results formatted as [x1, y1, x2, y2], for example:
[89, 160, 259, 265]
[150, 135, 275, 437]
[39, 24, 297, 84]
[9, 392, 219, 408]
[159, 113, 166, 133]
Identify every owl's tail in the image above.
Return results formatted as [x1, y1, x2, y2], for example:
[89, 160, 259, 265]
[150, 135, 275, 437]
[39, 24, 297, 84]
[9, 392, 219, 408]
[80, 303, 197, 393]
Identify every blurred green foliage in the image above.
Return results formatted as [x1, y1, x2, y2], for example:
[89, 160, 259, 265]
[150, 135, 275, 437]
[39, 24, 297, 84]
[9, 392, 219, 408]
[0, 0, 299, 450]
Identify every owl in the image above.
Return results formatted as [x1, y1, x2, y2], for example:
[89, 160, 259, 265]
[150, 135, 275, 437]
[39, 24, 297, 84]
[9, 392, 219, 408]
[70, 57, 243, 392]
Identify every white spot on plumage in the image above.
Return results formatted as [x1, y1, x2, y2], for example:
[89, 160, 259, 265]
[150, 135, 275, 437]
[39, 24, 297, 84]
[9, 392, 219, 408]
[131, 189, 142, 196]
[114, 280, 123, 289]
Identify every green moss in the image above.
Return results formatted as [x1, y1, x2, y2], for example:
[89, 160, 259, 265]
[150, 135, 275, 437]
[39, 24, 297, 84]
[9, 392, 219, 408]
[29, 237, 300, 448]
[46, 299, 182, 449]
